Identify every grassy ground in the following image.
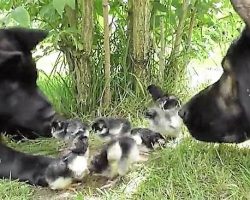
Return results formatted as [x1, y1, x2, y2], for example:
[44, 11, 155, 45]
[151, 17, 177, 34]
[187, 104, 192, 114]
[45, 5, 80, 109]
[2, 60, 250, 199]
[4, 119, 250, 199]
[136, 138, 250, 200]
[1, 133, 250, 200]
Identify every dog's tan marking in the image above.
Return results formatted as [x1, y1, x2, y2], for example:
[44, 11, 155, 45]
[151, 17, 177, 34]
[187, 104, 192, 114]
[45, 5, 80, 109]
[222, 58, 232, 72]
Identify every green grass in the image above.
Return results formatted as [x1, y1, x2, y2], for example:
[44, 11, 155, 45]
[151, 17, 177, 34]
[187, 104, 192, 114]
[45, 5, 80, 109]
[1, 135, 250, 200]
[136, 138, 250, 200]
[38, 72, 78, 118]
[0, 180, 34, 200]
[2, 73, 250, 199]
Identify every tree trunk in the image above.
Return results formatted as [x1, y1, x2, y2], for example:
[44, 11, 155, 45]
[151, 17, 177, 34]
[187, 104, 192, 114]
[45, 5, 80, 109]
[59, 0, 93, 112]
[74, 0, 93, 109]
[159, 16, 165, 83]
[186, 1, 197, 52]
[132, 0, 151, 92]
[62, 3, 77, 73]
[126, 0, 133, 75]
[164, 0, 190, 93]
[168, 0, 190, 64]
[102, 0, 111, 107]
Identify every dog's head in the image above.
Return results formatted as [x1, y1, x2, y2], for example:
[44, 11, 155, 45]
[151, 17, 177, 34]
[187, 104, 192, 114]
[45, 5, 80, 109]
[178, 0, 250, 143]
[0, 27, 55, 136]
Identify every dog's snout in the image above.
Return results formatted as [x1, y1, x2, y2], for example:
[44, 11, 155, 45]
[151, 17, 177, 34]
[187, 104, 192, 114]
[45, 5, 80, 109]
[39, 107, 55, 121]
[178, 106, 189, 122]
[45, 109, 55, 121]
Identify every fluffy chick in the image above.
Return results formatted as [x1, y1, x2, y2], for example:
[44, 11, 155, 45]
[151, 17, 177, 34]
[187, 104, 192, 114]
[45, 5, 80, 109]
[145, 84, 182, 138]
[45, 158, 73, 190]
[131, 128, 166, 152]
[63, 134, 89, 180]
[89, 136, 139, 179]
[92, 117, 131, 140]
[51, 118, 89, 141]
[45, 134, 89, 190]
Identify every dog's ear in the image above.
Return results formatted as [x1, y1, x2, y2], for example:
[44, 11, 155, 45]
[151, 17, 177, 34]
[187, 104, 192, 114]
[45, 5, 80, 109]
[231, 0, 250, 27]
[0, 50, 22, 67]
[4, 28, 48, 52]
[147, 84, 166, 101]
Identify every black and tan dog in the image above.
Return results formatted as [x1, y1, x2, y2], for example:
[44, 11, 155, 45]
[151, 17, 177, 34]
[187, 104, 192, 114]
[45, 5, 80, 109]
[0, 27, 56, 186]
[179, 0, 250, 143]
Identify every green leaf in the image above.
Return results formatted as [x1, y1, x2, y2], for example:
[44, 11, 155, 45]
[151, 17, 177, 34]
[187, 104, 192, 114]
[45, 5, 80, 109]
[153, 1, 167, 13]
[0, 1, 13, 10]
[154, 14, 165, 29]
[11, 6, 30, 27]
[65, 0, 75, 9]
[40, 3, 55, 17]
[95, 0, 103, 16]
[53, 0, 66, 16]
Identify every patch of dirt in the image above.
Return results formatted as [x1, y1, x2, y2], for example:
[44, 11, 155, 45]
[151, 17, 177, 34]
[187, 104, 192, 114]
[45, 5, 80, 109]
[14, 135, 164, 200]
[33, 189, 76, 200]
[32, 175, 116, 200]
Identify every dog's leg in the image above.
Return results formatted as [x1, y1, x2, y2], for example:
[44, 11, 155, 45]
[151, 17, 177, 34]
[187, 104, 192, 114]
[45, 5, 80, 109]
[0, 143, 54, 186]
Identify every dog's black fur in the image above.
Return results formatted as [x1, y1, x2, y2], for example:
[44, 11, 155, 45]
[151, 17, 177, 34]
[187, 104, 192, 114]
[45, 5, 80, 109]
[0, 27, 56, 185]
[0, 144, 54, 186]
[179, 0, 250, 143]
